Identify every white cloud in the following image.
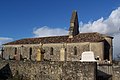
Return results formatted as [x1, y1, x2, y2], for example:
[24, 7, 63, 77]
[80, 7, 120, 35]
[0, 37, 13, 45]
[80, 7, 120, 59]
[33, 26, 68, 37]
[113, 34, 120, 59]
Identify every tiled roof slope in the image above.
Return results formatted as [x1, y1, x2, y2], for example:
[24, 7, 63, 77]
[4, 32, 112, 45]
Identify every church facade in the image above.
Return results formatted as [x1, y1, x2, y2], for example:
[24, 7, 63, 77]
[2, 11, 113, 63]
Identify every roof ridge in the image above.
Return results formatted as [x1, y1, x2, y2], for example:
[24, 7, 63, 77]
[29, 35, 68, 39]
[77, 32, 100, 35]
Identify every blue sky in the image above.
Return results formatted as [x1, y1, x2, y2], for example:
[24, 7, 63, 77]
[0, 0, 120, 58]
[0, 0, 120, 39]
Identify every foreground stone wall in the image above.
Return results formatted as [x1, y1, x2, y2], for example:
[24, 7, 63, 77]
[97, 62, 120, 80]
[0, 61, 97, 80]
[113, 61, 120, 80]
[97, 64, 113, 80]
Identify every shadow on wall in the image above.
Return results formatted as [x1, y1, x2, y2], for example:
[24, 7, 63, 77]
[104, 40, 110, 61]
[0, 64, 26, 80]
[0, 63, 12, 80]
[97, 70, 112, 80]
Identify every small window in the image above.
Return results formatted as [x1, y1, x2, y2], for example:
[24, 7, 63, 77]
[74, 46, 77, 55]
[29, 47, 32, 60]
[15, 48, 17, 55]
[1, 47, 4, 58]
[50, 47, 53, 55]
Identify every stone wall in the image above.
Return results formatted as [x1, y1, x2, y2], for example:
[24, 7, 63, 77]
[112, 61, 120, 80]
[0, 60, 97, 80]
[3, 42, 105, 61]
[97, 64, 113, 80]
[97, 61, 120, 80]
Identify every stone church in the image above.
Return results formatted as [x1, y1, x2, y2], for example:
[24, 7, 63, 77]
[1, 11, 113, 63]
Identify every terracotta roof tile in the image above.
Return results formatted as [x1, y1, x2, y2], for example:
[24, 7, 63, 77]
[4, 32, 108, 45]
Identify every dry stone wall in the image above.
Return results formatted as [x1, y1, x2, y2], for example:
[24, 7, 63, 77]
[113, 62, 120, 80]
[0, 60, 97, 80]
[97, 62, 120, 80]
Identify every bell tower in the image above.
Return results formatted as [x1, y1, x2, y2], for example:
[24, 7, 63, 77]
[69, 11, 79, 38]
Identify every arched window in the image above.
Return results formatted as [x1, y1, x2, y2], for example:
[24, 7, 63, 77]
[15, 48, 17, 55]
[1, 47, 4, 59]
[29, 47, 32, 60]
[74, 46, 77, 55]
[14, 48, 17, 60]
[50, 47, 53, 55]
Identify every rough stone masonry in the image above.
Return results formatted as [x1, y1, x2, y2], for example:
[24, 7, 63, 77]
[0, 60, 97, 80]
